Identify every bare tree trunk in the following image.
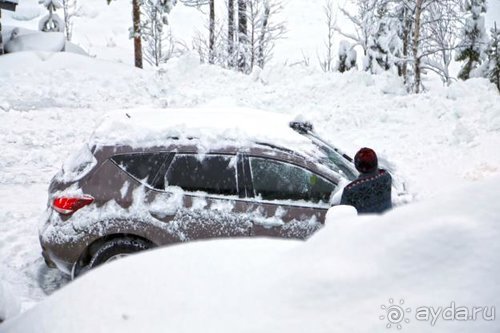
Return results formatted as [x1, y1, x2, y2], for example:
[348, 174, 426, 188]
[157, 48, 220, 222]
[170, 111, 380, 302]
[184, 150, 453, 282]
[132, 0, 143, 68]
[209, 0, 215, 64]
[413, 0, 423, 93]
[248, 1, 255, 69]
[228, 0, 235, 67]
[257, 4, 270, 68]
[62, 0, 75, 41]
[0, 9, 4, 55]
[238, 0, 248, 72]
[400, 16, 409, 80]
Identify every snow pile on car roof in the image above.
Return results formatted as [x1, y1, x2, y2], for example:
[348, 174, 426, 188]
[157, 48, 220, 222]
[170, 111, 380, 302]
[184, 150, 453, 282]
[4, 176, 500, 332]
[91, 108, 320, 155]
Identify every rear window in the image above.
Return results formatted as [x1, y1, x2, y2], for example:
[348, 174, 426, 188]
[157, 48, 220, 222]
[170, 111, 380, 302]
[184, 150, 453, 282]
[112, 153, 170, 188]
[165, 154, 237, 196]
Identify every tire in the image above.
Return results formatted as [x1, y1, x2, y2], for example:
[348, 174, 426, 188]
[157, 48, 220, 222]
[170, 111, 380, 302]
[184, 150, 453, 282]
[72, 237, 152, 279]
[89, 238, 152, 269]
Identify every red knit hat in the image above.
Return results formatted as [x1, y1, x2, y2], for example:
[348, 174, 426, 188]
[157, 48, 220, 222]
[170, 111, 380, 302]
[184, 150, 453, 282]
[354, 148, 378, 174]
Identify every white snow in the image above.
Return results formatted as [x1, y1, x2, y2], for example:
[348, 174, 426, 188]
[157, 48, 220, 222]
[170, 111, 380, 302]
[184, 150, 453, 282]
[0, 50, 499, 316]
[0, 277, 20, 322]
[91, 108, 320, 156]
[1, 0, 500, 327]
[5, 31, 65, 53]
[3, 176, 500, 332]
[57, 144, 96, 183]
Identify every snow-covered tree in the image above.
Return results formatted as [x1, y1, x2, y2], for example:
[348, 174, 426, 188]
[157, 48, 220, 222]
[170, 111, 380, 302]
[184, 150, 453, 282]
[318, 0, 335, 72]
[364, 12, 401, 73]
[364, 1, 389, 73]
[190, 0, 284, 72]
[227, 0, 236, 68]
[141, 0, 176, 67]
[236, 0, 249, 71]
[420, 0, 462, 85]
[208, 0, 215, 64]
[107, 0, 143, 68]
[179, 0, 215, 64]
[389, 0, 462, 92]
[246, 0, 285, 71]
[334, 0, 378, 57]
[485, 23, 500, 92]
[39, 0, 64, 33]
[455, 0, 488, 80]
[337, 40, 357, 73]
[335, 0, 401, 74]
[393, 1, 412, 80]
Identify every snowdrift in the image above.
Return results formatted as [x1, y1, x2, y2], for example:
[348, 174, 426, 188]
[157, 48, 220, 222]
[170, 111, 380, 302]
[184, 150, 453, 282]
[0, 279, 20, 323]
[0, 51, 499, 199]
[3, 176, 500, 332]
[0, 51, 499, 318]
[5, 31, 65, 53]
[1, 26, 87, 55]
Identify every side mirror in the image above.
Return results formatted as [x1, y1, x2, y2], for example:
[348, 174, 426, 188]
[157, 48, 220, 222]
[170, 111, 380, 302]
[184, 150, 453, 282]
[325, 205, 358, 224]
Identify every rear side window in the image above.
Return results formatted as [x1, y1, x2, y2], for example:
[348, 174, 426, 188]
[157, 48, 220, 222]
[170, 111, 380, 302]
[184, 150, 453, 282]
[112, 153, 169, 188]
[165, 154, 237, 196]
[249, 157, 336, 203]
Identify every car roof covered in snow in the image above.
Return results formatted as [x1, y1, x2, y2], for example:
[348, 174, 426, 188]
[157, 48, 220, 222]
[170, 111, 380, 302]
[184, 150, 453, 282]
[90, 108, 322, 157]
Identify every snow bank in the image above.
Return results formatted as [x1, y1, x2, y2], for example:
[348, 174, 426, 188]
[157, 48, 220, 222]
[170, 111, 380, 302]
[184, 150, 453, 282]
[0, 52, 151, 110]
[0, 51, 499, 197]
[0, 278, 20, 322]
[0, 49, 499, 317]
[3, 176, 499, 332]
[1, 26, 88, 55]
[5, 32, 65, 53]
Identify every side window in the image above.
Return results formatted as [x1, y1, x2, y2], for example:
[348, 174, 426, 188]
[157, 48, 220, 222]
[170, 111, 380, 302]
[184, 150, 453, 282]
[165, 154, 237, 196]
[249, 157, 336, 203]
[112, 153, 169, 188]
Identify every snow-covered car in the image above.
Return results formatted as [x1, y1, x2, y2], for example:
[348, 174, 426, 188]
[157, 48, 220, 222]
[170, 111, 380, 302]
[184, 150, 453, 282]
[39, 108, 394, 278]
[9, 177, 500, 333]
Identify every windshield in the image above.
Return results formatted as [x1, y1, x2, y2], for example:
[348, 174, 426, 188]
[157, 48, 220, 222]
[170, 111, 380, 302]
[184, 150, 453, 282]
[304, 133, 358, 181]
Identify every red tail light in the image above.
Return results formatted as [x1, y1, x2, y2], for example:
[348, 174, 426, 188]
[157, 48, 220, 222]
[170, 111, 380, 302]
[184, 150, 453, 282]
[52, 195, 94, 215]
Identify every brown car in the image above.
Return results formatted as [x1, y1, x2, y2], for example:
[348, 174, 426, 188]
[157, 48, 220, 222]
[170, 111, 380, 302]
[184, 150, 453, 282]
[39, 108, 360, 278]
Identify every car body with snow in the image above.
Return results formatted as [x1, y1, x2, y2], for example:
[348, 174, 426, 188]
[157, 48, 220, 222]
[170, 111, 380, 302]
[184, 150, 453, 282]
[39, 108, 395, 278]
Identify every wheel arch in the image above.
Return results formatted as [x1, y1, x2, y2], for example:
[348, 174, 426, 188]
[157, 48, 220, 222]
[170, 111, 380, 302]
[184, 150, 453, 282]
[72, 233, 157, 278]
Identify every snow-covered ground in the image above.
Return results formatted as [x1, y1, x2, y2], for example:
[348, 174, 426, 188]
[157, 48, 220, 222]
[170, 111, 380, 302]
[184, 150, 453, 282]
[1, 0, 500, 326]
[1, 50, 499, 318]
[3, 176, 500, 333]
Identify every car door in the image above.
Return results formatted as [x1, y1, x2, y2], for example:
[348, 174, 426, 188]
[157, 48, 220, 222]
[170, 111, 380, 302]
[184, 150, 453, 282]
[242, 155, 337, 240]
[149, 153, 253, 242]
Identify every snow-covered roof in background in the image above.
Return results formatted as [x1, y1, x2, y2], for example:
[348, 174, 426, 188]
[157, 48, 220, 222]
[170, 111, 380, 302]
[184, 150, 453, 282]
[91, 108, 320, 156]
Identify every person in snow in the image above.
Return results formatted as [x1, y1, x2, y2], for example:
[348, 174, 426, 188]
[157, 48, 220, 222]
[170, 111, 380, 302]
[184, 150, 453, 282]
[340, 147, 392, 214]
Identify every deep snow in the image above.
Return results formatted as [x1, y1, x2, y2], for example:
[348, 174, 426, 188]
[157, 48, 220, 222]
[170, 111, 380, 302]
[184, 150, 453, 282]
[0, 50, 499, 320]
[3, 176, 500, 333]
[1, 0, 500, 325]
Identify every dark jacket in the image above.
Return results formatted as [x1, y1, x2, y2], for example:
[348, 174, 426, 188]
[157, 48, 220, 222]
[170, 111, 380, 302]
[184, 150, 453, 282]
[340, 169, 392, 214]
